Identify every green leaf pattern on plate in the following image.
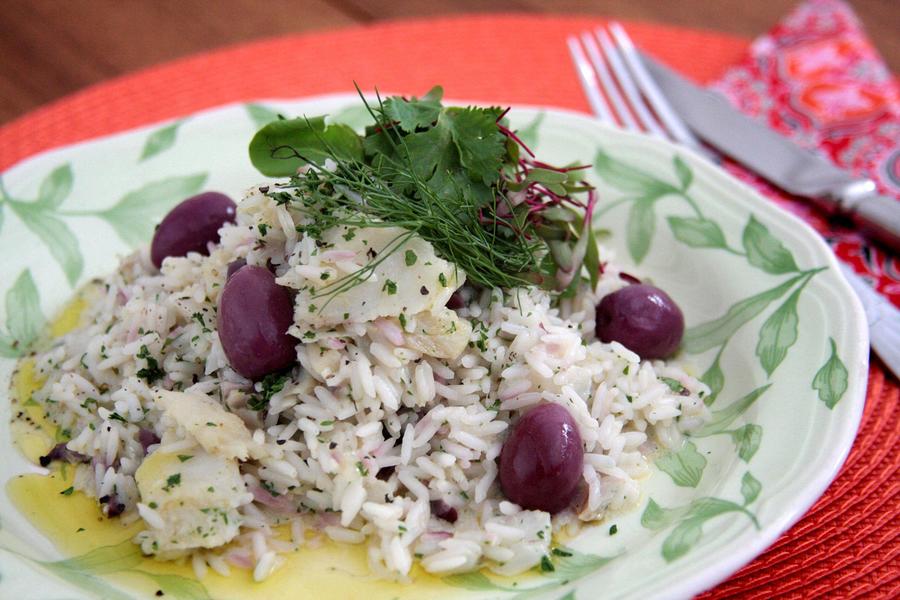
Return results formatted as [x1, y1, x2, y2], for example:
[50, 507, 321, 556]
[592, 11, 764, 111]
[93, 174, 208, 246]
[441, 547, 613, 597]
[656, 441, 707, 488]
[0, 270, 44, 358]
[742, 216, 799, 275]
[642, 472, 762, 562]
[813, 338, 849, 409]
[590, 152, 845, 563]
[1, 539, 214, 600]
[140, 121, 183, 161]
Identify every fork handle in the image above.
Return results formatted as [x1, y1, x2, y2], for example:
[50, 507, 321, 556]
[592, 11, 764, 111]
[846, 194, 900, 253]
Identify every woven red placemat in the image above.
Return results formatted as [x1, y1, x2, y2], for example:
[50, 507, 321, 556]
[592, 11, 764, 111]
[1, 14, 896, 599]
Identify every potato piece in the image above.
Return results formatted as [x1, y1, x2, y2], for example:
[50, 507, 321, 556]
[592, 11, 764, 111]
[155, 390, 254, 460]
[135, 450, 250, 557]
[290, 226, 464, 327]
[405, 308, 472, 360]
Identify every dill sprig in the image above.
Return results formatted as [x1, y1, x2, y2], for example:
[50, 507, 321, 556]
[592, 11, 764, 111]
[248, 85, 598, 297]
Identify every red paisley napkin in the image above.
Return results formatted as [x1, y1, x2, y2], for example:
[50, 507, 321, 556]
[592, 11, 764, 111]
[711, 0, 900, 306]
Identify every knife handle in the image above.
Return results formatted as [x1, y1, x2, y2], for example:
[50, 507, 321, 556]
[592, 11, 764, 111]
[848, 195, 900, 253]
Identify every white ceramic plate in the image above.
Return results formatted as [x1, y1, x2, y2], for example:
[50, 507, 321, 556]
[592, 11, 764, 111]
[0, 94, 868, 599]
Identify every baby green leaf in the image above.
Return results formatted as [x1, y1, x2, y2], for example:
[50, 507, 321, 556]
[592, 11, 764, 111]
[249, 116, 363, 177]
[98, 173, 208, 246]
[140, 121, 181, 161]
[383, 87, 443, 132]
[35, 164, 73, 210]
[756, 287, 801, 377]
[742, 215, 798, 274]
[656, 441, 707, 487]
[731, 423, 762, 462]
[443, 106, 506, 186]
[812, 338, 849, 409]
[740, 471, 762, 505]
[626, 198, 656, 264]
[683, 274, 802, 353]
[667, 216, 726, 249]
[694, 384, 771, 437]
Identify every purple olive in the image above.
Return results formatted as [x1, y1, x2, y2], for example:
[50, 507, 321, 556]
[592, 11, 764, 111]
[218, 266, 296, 379]
[499, 403, 584, 514]
[151, 192, 237, 268]
[594, 284, 684, 359]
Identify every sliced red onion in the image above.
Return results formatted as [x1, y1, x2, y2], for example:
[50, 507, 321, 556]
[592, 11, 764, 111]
[39, 442, 90, 467]
[430, 500, 458, 523]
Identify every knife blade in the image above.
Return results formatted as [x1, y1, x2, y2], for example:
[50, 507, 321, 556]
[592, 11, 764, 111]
[640, 52, 900, 252]
[638, 53, 900, 378]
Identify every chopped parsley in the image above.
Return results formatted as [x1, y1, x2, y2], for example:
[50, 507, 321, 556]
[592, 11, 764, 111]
[551, 548, 572, 557]
[660, 377, 686, 393]
[258, 223, 269, 236]
[383, 279, 397, 295]
[539, 555, 555, 572]
[609, 524, 618, 535]
[404, 250, 417, 266]
[356, 461, 369, 476]
[108, 412, 127, 423]
[248, 372, 290, 411]
[438, 273, 448, 287]
[60, 486, 75, 496]
[177, 455, 193, 463]
[163, 473, 182, 492]
[191, 312, 211, 333]
[398, 313, 407, 329]
[135, 344, 164, 384]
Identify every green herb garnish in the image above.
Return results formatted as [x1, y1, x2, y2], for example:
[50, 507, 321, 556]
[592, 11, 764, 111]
[247, 86, 599, 300]
[60, 486, 75, 496]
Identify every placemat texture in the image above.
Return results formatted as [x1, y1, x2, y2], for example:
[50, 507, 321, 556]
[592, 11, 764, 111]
[0, 10, 896, 599]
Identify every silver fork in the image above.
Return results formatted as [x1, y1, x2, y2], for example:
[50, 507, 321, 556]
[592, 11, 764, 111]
[569, 22, 900, 377]
[567, 22, 714, 161]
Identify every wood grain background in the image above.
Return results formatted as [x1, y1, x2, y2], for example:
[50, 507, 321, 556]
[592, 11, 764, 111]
[1, 0, 897, 125]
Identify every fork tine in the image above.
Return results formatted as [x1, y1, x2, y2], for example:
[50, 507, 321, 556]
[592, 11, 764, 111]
[580, 33, 638, 131]
[566, 36, 615, 124]
[595, 28, 665, 138]
[608, 22, 705, 151]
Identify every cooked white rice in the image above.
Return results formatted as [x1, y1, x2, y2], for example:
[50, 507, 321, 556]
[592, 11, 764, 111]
[26, 185, 709, 581]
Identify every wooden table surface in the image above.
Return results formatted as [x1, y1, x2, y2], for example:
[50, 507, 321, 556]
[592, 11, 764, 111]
[1, 0, 897, 126]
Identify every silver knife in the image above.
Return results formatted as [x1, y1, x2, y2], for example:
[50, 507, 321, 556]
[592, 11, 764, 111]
[640, 52, 900, 253]
[640, 53, 900, 378]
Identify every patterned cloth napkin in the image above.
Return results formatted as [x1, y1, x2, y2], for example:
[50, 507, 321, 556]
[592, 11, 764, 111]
[711, 0, 900, 306]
